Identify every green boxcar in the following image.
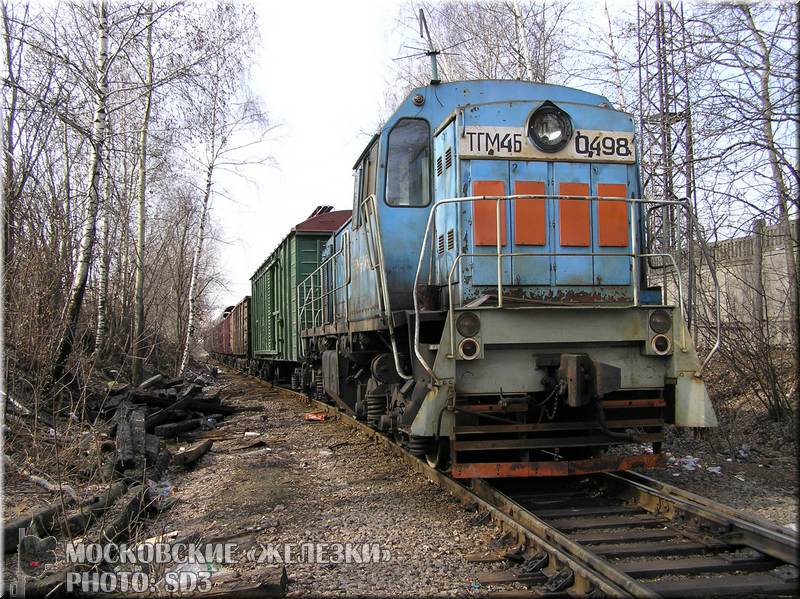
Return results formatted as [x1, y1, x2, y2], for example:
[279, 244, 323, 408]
[249, 207, 349, 380]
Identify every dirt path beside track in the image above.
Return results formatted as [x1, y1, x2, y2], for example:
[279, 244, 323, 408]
[145, 368, 504, 597]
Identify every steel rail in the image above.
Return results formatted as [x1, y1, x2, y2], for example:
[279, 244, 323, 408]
[610, 470, 799, 567]
[300, 395, 798, 597]
[300, 394, 656, 598]
[224, 365, 799, 597]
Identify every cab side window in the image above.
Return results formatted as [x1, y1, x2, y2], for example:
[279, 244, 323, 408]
[352, 165, 363, 226]
[352, 140, 379, 227]
[385, 118, 431, 207]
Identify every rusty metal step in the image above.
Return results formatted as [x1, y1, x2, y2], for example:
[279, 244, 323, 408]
[454, 433, 663, 451]
[458, 403, 527, 414]
[600, 399, 666, 408]
[619, 556, 782, 578]
[455, 418, 664, 435]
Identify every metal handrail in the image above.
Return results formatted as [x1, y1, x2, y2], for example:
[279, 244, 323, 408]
[412, 193, 720, 380]
[360, 195, 413, 381]
[297, 235, 350, 339]
[444, 251, 687, 359]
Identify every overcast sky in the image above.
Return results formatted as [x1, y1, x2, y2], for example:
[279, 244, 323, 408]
[210, 0, 406, 310]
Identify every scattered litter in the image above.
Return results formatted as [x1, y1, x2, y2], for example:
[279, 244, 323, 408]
[678, 456, 700, 471]
[734, 474, 746, 482]
[304, 411, 329, 421]
[319, 449, 333, 457]
[785, 523, 798, 532]
[243, 431, 260, 438]
[672, 473, 680, 477]
[141, 531, 178, 545]
[151, 481, 174, 497]
[6, 395, 31, 416]
[239, 437, 269, 450]
[726, 458, 733, 462]
[737, 444, 751, 460]
[706, 466, 722, 475]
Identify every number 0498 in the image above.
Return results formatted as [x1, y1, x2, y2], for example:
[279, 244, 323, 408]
[574, 131, 632, 159]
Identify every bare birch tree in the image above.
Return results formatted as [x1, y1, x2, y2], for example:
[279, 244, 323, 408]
[131, 1, 154, 385]
[177, 1, 267, 375]
[94, 113, 112, 358]
[51, 0, 108, 385]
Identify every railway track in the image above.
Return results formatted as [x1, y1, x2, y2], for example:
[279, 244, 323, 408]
[286, 387, 799, 598]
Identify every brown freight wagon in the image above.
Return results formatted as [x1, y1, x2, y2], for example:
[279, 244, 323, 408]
[228, 296, 250, 370]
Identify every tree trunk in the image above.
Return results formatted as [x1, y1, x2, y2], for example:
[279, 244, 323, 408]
[2, 1, 18, 265]
[94, 115, 112, 358]
[132, 3, 154, 386]
[51, 0, 108, 385]
[741, 5, 800, 380]
[177, 164, 213, 376]
[510, 1, 533, 81]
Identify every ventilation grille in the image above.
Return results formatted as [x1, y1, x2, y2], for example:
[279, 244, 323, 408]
[436, 156, 443, 176]
[447, 229, 455, 251]
[445, 147, 453, 170]
[437, 234, 445, 255]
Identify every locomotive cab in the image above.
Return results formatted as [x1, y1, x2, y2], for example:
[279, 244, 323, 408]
[298, 80, 717, 478]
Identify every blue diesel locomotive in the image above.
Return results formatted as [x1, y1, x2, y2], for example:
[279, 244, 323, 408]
[292, 79, 717, 479]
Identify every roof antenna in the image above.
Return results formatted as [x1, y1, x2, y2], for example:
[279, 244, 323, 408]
[418, 8, 440, 84]
[394, 10, 468, 84]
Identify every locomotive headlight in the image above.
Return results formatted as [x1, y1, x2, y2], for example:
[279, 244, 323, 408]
[649, 309, 672, 334]
[456, 312, 480, 337]
[651, 334, 672, 355]
[458, 338, 480, 360]
[528, 103, 573, 153]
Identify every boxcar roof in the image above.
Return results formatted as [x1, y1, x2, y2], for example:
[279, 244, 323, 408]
[292, 210, 350, 233]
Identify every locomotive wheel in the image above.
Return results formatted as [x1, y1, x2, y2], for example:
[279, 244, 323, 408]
[425, 438, 450, 470]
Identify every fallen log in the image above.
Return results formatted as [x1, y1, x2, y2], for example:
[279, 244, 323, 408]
[130, 389, 233, 415]
[115, 402, 146, 469]
[139, 374, 164, 390]
[149, 448, 173, 482]
[201, 567, 288, 598]
[145, 384, 202, 432]
[144, 433, 161, 464]
[161, 376, 185, 388]
[98, 485, 150, 544]
[61, 481, 129, 536]
[153, 418, 204, 438]
[172, 440, 213, 468]
[15, 484, 158, 598]
[190, 399, 234, 415]
[3, 496, 76, 553]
